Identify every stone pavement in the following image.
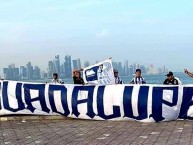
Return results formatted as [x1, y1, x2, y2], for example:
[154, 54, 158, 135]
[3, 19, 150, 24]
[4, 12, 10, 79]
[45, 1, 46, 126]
[0, 119, 193, 145]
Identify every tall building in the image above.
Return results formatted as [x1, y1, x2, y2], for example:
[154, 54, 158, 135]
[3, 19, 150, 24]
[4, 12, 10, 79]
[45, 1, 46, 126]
[140, 65, 147, 74]
[147, 64, 158, 74]
[20, 66, 27, 80]
[129, 65, 134, 75]
[113, 62, 124, 75]
[3, 64, 19, 80]
[72, 60, 78, 70]
[26, 62, 33, 80]
[41, 71, 47, 80]
[84, 61, 90, 68]
[112, 62, 118, 70]
[47, 61, 54, 78]
[72, 58, 82, 70]
[124, 60, 129, 76]
[64, 55, 72, 78]
[77, 58, 81, 69]
[117, 62, 123, 75]
[53, 55, 60, 75]
[33, 66, 41, 80]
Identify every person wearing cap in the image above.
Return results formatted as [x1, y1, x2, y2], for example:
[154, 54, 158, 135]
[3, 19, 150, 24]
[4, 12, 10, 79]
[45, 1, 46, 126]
[130, 69, 146, 84]
[184, 69, 193, 78]
[163, 71, 180, 85]
[114, 69, 123, 84]
[51, 73, 64, 84]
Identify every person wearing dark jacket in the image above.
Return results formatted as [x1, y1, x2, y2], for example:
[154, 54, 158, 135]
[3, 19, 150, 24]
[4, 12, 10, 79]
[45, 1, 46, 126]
[163, 71, 179, 85]
[73, 70, 84, 85]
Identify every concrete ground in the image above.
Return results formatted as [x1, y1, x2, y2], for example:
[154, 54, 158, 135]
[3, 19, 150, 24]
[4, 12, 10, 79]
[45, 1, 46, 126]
[0, 118, 193, 145]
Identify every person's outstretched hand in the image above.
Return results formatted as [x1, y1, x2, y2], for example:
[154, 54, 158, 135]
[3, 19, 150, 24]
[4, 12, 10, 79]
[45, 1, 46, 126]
[184, 69, 188, 74]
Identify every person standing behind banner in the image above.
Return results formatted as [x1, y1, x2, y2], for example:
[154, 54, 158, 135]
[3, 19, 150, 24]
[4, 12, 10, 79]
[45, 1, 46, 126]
[163, 71, 180, 85]
[51, 73, 64, 84]
[73, 70, 84, 85]
[130, 69, 146, 84]
[114, 69, 123, 84]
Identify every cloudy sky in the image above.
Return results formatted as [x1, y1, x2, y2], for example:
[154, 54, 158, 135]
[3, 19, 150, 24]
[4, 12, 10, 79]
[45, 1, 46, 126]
[0, 0, 193, 75]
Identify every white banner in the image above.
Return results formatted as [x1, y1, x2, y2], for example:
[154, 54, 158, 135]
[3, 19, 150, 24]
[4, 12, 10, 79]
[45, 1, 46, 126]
[1, 80, 193, 122]
[82, 59, 115, 85]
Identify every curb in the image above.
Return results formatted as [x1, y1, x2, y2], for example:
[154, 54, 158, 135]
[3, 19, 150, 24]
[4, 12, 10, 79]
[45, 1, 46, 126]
[0, 115, 73, 121]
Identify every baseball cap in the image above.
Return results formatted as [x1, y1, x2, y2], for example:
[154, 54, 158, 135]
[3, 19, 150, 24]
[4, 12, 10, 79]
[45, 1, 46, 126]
[166, 71, 173, 77]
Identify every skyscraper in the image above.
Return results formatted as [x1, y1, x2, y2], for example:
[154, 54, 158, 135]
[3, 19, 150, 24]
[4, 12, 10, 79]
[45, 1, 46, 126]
[84, 61, 90, 68]
[72, 58, 81, 70]
[3, 64, 19, 80]
[113, 62, 124, 75]
[20, 66, 27, 80]
[33, 66, 41, 80]
[53, 55, 60, 75]
[72, 60, 78, 70]
[26, 62, 33, 80]
[77, 58, 81, 69]
[64, 55, 72, 78]
[124, 60, 129, 76]
[47, 61, 54, 78]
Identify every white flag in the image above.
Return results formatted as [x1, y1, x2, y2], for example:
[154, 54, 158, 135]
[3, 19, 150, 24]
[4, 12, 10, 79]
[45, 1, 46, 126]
[83, 59, 115, 85]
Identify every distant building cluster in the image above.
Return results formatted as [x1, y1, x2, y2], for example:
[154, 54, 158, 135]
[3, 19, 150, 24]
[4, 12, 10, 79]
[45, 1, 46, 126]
[112, 61, 168, 76]
[3, 62, 41, 81]
[2, 55, 168, 80]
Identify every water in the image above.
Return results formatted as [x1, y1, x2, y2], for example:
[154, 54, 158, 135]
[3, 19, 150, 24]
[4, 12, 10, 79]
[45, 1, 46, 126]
[121, 72, 192, 84]
[25, 72, 193, 84]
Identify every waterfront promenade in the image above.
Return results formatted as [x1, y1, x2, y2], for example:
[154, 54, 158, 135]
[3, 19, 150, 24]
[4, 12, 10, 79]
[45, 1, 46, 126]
[0, 118, 193, 145]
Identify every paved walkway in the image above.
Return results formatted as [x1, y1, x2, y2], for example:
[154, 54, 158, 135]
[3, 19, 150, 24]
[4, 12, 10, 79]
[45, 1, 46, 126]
[0, 119, 193, 145]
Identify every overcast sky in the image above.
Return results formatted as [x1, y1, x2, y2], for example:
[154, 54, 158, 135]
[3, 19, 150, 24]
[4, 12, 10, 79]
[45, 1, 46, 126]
[0, 0, 193, 75]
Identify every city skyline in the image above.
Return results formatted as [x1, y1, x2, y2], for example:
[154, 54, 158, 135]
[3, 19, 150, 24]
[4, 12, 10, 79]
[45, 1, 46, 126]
[0, 0, 193, 73]
[2, 54, 169, 80]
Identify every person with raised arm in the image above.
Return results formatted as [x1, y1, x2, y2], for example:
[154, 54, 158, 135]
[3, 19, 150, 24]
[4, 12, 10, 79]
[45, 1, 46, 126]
[73, 69, 84, 85]
[184, 69, 193, 78]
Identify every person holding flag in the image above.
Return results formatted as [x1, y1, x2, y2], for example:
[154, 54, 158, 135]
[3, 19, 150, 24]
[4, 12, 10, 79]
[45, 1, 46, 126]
[72, 69, 84, 85]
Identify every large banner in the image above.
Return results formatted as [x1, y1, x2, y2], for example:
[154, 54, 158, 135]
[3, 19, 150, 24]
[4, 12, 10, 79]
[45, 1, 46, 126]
[1, 80, 193, 122]
[82, 59, 115, 85]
